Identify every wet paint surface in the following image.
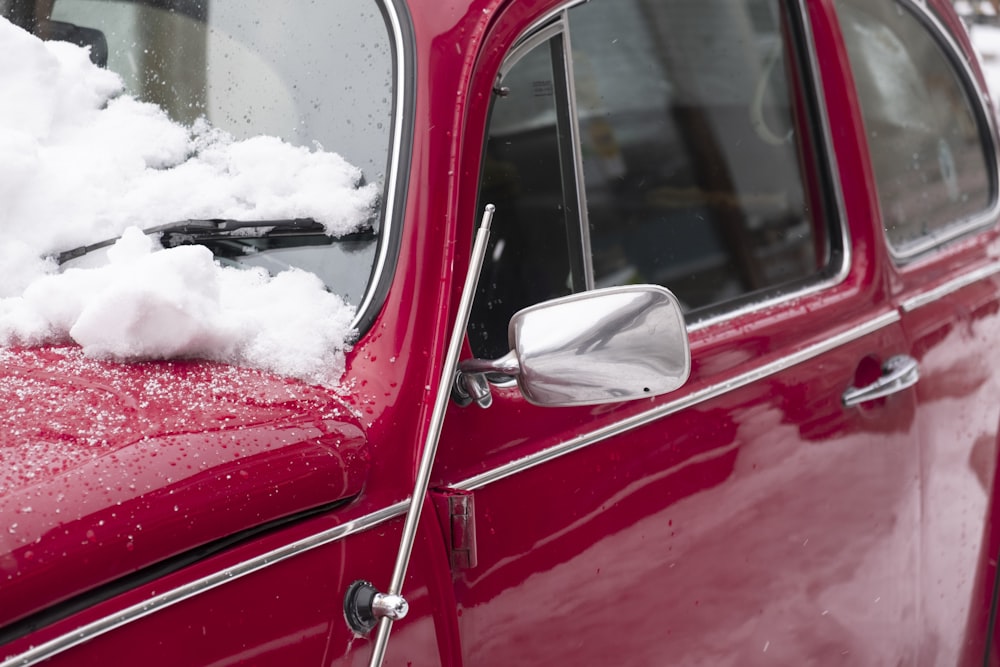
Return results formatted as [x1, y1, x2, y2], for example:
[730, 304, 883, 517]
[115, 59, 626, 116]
[0, 346, 368, 628]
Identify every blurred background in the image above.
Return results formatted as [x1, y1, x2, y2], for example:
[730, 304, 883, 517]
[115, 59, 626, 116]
[955, 1, 1000, 108]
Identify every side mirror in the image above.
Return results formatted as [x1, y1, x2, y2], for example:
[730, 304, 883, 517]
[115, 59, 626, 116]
[456, 285, 690, 407]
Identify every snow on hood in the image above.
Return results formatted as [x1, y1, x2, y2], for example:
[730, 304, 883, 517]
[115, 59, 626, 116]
[0, 17, 379, 387]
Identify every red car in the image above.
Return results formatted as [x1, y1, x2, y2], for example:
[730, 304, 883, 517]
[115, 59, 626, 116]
[2, 0, 1000, 664]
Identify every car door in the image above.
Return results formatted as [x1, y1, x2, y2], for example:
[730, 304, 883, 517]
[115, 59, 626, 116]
[831, 0, 1000, 663]
[432, 0, 923, 664]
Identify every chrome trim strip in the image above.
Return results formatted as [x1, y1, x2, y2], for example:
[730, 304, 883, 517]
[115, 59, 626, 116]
[516, 0, 588, 44]
[455, 310, 901, 491]
[499, 22, 563, 82]
[351, 0, 409, 330]
[881, 0, 1000, 262]
[676, 0, 853, 333]
[0, 502, 409, 667]
[558, 10, 596, 291]
[900, 260, 1000, 312]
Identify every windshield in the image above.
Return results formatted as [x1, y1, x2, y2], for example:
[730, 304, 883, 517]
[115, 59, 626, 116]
[3, 0, 395, 307]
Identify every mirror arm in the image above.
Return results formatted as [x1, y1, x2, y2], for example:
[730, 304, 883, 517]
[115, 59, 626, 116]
[452, 371, 493, 408]
[453, 351, 520, 408]
[458, 350, 520, 376]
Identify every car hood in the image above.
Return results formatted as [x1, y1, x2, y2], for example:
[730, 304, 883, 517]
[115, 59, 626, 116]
[0, 346, 368, 629]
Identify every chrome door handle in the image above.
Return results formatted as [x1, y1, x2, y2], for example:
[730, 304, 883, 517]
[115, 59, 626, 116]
[842, 355, 919, 407]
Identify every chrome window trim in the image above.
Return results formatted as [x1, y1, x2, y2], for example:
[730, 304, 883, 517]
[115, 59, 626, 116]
[513, 0, 588, 49]
[900, 260, 1000, 311]
[557, 10, 596, 291]
[455, 310, 901, 492]
[856, 0, 1000, 262]
[0, 501, 409, 667]
[351, 0, 412, 331]
[499, 21, 564, 82]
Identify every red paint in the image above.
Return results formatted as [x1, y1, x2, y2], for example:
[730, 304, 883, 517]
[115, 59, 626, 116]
[3, 0, 1000, 665]
[0, 346, 368, 628]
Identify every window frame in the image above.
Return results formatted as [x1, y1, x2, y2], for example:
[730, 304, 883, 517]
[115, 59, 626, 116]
[494, 13, 593, 292]
[474, 0, 851, 334]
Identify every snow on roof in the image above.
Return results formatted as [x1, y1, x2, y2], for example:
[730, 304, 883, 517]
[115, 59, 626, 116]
[0, 17, 379, 387]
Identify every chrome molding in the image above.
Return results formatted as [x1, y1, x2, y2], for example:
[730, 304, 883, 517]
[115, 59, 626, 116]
[351, 0, 410, 330]
[0, 501, 409, 667]
[900, 260, 1000, 312]
[499, 22, 564, 82]
[515, 0, 588, 46]
[557, 10, 596, 291]
[454, 310, 901, 491]
[883, 0, 1000, 262]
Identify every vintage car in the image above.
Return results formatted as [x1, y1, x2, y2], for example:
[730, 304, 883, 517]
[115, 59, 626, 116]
[2, 0, 1000, 664]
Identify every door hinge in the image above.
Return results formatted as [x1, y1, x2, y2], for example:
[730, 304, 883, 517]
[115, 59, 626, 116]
[430, 488, 478, 570]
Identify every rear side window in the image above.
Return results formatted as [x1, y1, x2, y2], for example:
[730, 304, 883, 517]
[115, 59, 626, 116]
[835, 0, 994, 255]
[470, 0, 836, 359]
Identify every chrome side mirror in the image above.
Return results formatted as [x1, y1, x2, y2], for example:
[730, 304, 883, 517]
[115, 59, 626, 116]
[456, 285, 690, 407]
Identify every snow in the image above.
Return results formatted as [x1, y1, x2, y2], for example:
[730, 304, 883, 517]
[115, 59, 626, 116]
[971, 22, 1000, 105]
[960, 1, 999, 17]
[0, 17, 378, 387]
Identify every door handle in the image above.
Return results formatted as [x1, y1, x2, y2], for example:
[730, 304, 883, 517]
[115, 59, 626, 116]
[842, 354, 919, 407]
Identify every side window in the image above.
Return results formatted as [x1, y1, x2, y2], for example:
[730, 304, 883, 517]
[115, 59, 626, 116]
[834, 0, 994, 254]
[571, 0, 827, 311]
[471, 0, 834, 358]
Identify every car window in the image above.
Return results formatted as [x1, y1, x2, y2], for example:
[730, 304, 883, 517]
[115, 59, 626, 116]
[470, 0, 836, 359]
[834, 0, 994, 255]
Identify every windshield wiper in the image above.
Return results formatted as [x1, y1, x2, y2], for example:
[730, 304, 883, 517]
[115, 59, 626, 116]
[52, 218, 372, 265]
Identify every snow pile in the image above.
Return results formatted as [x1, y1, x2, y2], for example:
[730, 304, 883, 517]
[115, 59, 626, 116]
[0, 17, 378, 386]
